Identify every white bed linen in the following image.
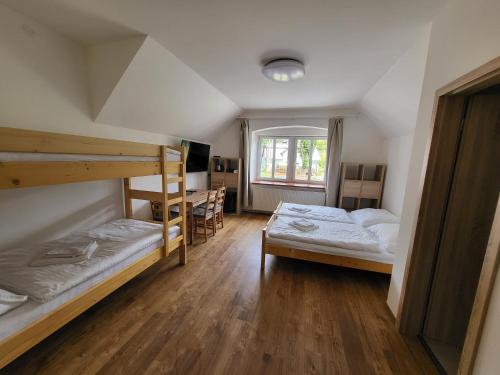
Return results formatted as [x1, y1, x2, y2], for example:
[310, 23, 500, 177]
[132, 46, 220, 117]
[0, 219, 179, 303]
[0, 240, 166, 342]
[0, 289, 28, 316]
[276, 203, 354, 223]
[267, 216, 380, 253]
[367, 223, 399, 254]
[266, 236, 394, 264]
[350, 208, 399, 227]
[0, 149, 180, 162]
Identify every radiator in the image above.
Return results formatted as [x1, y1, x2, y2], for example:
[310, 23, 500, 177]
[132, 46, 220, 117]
[251, 185, 326, 212]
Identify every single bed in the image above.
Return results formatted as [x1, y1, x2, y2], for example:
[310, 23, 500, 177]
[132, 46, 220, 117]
[0, 219, 181, 341]
[262, 204, 398, 274]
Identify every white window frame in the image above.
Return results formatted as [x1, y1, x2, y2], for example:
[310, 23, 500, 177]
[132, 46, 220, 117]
[257, 135, 327, 185]
[256, 136, 289, 181]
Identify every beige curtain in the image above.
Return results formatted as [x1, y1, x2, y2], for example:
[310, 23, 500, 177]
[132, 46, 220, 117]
[325, 117, 343, 206]
[239, 118, 251, 207]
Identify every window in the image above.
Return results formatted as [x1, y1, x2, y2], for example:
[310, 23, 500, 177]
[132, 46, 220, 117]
[257, 136, 327, 184]
[259, 137, 289, 179]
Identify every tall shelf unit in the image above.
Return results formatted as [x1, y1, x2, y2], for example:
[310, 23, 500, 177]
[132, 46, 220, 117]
[210, 157, 242, 214]
[338, 163, 386, 210]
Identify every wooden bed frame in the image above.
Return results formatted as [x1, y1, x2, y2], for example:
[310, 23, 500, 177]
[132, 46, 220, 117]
[262, 202, 392, 274]
[0, 127, 187, 369]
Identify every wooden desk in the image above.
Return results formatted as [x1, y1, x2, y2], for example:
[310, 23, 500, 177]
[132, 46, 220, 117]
[185, 190, 209, 244]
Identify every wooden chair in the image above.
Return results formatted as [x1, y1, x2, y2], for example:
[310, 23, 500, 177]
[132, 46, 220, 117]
[215, 186, 226, 230]
[193, 190, 218, 242]
[211, 179, 225, 189]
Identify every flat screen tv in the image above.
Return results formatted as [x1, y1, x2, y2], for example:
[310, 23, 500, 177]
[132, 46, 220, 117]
[181, 140, 210, 173]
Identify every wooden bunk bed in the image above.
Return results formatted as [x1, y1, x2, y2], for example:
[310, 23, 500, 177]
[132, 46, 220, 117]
[261, 202, 393, 274]
[0, 127, 187, 368]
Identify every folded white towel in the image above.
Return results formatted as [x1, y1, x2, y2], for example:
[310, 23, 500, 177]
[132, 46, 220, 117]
[44, 241, 98, 258]
[288, 207, 312, 213]
[291, 219, 316, 228]
[31, 242, 98, 267]
[289, 222, 319, 232]
[0, 288, 28, 316]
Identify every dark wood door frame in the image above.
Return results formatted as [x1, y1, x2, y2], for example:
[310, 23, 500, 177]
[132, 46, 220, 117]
[396, 56, 500, 374]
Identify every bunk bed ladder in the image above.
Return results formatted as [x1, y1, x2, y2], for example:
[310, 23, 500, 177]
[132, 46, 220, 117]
[178, 146, 187, 264]
[121, 146, 187, 264]
[161, 146, 187, 263]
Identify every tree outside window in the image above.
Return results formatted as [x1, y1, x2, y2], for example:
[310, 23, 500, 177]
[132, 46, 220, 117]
[258, 136, 326, 184]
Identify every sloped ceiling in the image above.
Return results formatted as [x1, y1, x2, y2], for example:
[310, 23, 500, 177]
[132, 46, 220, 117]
[3, 0, 445, 109]
[2, 0, 446, 138]
[90, 36, 240, 140]
[87, 36, 146, 118]
[359, 25, 432, 137]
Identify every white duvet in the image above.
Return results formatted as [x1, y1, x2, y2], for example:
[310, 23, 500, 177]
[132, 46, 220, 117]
[267, 215, 380, 253]
[276, 203, 354, 224]
[0, 219, 177, 303]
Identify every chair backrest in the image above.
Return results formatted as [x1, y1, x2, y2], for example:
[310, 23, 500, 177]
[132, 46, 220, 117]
[216, 186, 226, 210]
[211, 179, 225, 190]
[203, 190, 218, 218]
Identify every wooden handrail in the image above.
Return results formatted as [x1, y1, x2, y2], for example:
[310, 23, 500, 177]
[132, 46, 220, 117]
[0, 161, 161, 189]
[168, 216, 183, 227]
[168, 235, 184, 253]
[167, 177, 183, 183]
[128, 189, 163, 201]
[0, 127, 161, 156]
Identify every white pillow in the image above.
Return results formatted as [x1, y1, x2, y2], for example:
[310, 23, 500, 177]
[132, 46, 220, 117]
[368, 223, 400, 254]
[0, 288, 28, 316]
[350, 208, 399, 227]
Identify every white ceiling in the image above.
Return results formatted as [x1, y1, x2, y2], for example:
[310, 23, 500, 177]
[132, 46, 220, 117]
[3, 0, 445, 110]
[92, 36, 240, 140]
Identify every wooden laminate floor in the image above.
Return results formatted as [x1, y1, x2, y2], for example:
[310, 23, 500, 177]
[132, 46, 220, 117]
[1, 214, 436, 375]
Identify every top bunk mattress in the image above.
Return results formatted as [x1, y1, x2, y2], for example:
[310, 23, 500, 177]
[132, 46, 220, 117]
[0, 149, 180, 162]
[0, 219, 179, 303]
[267, 215, 380, 254]
[276, 202, 354, 223]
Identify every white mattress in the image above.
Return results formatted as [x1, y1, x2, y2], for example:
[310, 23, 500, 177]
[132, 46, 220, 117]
[267, 215, 381, 253]
[276, 202, 354, 223]
[0, 219, 179, 303]
[0, 240, 165, 342]
[0, 149, 180, 162]
[266, 236, 394, 264]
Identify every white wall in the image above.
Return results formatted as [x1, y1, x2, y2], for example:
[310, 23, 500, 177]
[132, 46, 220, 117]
[87, 36, 145, 118]
[210, 120, 241, 158]
[210, 112, 387, 210]
[382, 134, 413, 216]
[384, 0, 499, 372]
[360, 25, 431, 137]
[359, 25, 431, 219]
[212, 114, 387, 162]
[342, 116, 386, 163]
[95, 36, 241, 140]
[0, 5, 206, 250]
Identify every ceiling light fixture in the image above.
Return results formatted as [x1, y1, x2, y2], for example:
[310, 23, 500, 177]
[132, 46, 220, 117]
[262, 58, 305, 82]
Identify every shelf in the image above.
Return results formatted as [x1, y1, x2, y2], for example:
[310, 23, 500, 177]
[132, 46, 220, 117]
[338, 163, 386, 209]
[210, 157, 242, 214]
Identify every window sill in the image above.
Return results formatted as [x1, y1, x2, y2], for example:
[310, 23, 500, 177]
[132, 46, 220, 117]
[251, 180, 325, 191]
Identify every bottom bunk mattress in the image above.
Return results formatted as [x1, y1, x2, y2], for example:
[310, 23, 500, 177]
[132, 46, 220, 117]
[0, 219, 181, 341]
[266, 215, 394, 264]
[0, 219, 179, 303]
